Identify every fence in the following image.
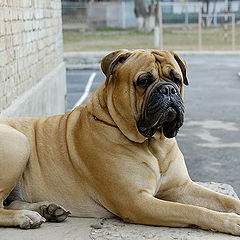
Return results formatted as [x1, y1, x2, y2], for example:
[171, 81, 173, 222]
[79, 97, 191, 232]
[62, 0, 137, 30]
[203, 13, 236, 50]
[62, 1, 89, 30]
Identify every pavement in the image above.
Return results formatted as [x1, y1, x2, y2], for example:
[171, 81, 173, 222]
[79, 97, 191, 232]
[177, 54, 240, 196]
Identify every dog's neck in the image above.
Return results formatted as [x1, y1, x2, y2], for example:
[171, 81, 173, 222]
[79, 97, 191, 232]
[87, 84, 116, 126]
[87, 83, 147, 143]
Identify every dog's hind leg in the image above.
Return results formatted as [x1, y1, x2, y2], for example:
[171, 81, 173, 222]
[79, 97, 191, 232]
[6, 200, 71, 222]
[0, 124, 45, 229]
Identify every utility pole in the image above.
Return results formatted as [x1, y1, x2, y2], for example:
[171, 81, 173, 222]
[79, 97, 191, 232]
[224, 0, 228, 41]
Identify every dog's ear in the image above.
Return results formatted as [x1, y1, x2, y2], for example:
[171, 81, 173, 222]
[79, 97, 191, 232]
[101, 50, 131, 86]
[170, 51, 189, 86]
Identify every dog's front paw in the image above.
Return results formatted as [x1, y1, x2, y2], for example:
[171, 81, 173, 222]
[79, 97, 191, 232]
[39, 203, 71, 222]
[210, 212, 240, 236]
[222, 212, 240, 236]
[15, 210, 46, 229]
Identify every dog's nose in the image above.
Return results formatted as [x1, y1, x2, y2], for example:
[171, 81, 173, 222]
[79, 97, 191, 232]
[159, 84, 176, 95]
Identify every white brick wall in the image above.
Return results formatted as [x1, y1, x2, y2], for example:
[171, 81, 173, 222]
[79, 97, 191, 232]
[0, 0, 64, 111]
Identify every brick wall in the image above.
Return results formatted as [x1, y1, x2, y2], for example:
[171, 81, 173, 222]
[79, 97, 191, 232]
[0, 0, 65, 113]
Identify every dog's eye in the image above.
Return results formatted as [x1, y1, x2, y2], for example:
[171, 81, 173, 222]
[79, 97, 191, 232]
[173, 77, 182, 87]
[137, 78, 149, 88]
[170, 70, 182, 88]
[136, 72, 155, 89]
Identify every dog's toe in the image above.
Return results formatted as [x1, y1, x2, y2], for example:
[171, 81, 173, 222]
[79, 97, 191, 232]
[40, 204, 71, 222]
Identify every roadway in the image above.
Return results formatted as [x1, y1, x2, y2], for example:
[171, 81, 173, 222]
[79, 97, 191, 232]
[66, 54, 240, 196]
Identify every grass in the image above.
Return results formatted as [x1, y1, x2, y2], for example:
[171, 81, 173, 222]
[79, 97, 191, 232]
[63, 29, 154, 51]
[63, 25, 240, 52]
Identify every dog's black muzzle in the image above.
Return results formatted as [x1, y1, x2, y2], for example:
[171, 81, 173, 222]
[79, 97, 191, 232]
[137, 83, 184, 138]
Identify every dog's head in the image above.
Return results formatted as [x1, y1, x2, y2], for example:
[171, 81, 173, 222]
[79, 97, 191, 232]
[101, 49, 188, 141]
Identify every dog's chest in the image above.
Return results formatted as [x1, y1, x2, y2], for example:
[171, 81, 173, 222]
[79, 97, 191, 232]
[153, 172, 162, 196]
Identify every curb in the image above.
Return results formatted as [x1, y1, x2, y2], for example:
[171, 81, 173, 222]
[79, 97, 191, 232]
[64, 52, 106, 70]
[65, 63, 101, 70]
[64, 51, 240, 56]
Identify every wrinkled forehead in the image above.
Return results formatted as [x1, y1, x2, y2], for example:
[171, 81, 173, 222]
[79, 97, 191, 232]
[125, 50, 182, 78]
[152, 50, 182, 73]
[125, 50, 156, 71]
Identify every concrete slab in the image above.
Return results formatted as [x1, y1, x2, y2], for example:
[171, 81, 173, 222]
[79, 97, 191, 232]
[0, 218, 96, 240]
[90, 218, 240, 240]
[1, 182, 240, 240]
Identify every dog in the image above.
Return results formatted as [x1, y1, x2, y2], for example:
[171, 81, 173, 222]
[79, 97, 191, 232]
[1, 49, 240, 235]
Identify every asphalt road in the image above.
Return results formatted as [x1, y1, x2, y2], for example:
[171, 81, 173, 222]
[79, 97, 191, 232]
[67, 70, 105, 111]
[66, 54, 240, 196]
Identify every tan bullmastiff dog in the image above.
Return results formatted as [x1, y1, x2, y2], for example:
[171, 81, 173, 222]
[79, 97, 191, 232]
[1, 49, 240, 235]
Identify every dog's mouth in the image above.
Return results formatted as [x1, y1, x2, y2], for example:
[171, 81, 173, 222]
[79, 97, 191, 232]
[137, 83, 184, 138]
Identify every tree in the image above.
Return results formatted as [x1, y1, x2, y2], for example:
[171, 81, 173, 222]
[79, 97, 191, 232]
[134, 0, 158, 32]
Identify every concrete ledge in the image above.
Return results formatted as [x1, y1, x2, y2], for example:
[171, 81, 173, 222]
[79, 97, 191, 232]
[90, 217, 238, 240]
[0, 62, 67, 118]
[66, 63, 101, 70]
[64, 52, 106, 70]
[1, 182, 239, 240]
